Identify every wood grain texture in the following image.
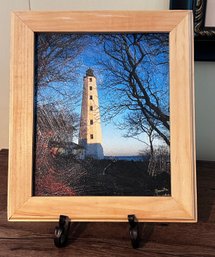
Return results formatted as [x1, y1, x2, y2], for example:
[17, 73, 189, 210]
[8, 11, 196, 222]
[14, 11, 190, 32]
[169, 12, 196, 218]
[1, 151, 215, 256]
[8, 13, 34, 218]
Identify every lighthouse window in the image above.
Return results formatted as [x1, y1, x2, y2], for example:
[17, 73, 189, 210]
[90, 86, 92, 90]
[90, 134, 94, 139]
[89, 78, 92, 82]
[90, 95, 93, 100]
[90, 120, 93, 125]
[90, 106, 93, 111]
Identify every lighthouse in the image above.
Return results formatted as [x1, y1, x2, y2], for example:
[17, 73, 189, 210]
[79, 68, 104, 159]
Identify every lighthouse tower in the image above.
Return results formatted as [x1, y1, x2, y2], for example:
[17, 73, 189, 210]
[79, 68, 104, 159]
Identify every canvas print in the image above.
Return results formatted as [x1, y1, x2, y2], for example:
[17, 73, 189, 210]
[33, 33, 170, 196]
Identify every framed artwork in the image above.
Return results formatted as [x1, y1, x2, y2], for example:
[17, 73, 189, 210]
[170, 0, 215, 61]
[8, 11, 197, 222]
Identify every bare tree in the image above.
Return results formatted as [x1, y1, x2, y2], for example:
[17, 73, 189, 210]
[99, 33, 170, 146]
[35, 33, 88, 88]
[139, 145, 170, 176]
[35, 33, 90, 108]
[34, 33, 90, 139]
[119, 111, 157, 157]
[36, 103, 79, 142]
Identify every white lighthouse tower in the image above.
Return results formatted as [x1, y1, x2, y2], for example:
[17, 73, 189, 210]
[79, 68, 104, 159]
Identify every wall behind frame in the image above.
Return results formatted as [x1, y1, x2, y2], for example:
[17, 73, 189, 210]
[0, 0, 214, 161]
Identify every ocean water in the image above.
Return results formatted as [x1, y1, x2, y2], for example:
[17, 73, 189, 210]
[104, 155, 147, 162]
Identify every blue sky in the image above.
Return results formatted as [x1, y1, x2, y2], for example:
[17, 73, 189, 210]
[72, 40, 147, 155]
[36, 33, 169, 156]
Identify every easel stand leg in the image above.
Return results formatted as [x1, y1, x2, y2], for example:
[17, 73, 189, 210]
[128, 214, 140, 249]
[54, 214, 140, 249]
[54, 215, 71, 247]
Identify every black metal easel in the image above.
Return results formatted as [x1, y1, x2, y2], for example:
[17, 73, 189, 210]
[54, 214, 140, 248]
[128, 214, 140, 248]
[54, 215, 71, 247]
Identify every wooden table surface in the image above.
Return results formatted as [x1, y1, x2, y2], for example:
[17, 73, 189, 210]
[0, 149, 214, 257]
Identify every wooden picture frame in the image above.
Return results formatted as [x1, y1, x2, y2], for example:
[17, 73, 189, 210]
[8, 11, 196, 222]
[170, 0, 215, 61]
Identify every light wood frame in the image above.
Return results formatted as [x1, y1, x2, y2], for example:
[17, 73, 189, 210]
[8, 11, 196, 222]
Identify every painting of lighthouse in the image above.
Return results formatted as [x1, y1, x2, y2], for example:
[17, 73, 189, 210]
[79, 68, 104, 159]
[33, 32, 171, 196]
